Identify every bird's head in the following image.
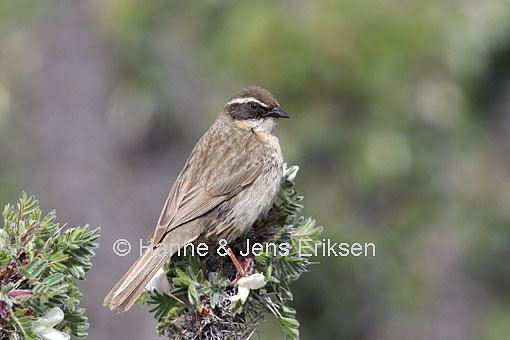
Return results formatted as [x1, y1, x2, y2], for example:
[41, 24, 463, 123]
[223, 86, 290, 133]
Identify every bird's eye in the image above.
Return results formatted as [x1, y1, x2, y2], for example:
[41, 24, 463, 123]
[250, 102, 258, 110]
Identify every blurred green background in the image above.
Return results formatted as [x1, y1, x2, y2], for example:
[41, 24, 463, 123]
[1, 0, 510, 339]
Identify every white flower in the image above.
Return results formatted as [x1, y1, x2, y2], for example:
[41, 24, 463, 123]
[32, 307, 70, 340]
[145, 268, 171, 293]
[0, 228, 7, 248]
[229, 273, 267, 304]
[283, 164, 299, 182]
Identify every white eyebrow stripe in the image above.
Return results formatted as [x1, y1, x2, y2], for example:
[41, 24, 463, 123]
[225, 97, 269, 108]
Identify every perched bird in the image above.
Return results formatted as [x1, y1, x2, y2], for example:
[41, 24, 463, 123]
[104, 85, 289, 312]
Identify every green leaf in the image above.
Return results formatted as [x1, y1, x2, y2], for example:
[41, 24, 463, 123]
[187, 283, 200, 308]
[42, 273, 64, 286]
[24, 258, 48, 279]
[0, 193, 99, 339]
[11, 309, 36, 340]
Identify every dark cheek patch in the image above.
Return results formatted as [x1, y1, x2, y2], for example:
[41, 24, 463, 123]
[229, 104, 261, 120]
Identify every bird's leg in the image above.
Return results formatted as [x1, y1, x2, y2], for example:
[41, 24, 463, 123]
[227, 246, 246, 277]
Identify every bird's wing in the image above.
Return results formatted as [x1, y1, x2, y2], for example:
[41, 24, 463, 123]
[150, 126, 264, 245]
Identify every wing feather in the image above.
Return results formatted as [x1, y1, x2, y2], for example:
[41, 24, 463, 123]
[150, 123, 264, 245]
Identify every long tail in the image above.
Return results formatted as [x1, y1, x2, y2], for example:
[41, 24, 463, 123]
[104, 220, 203, 312]
[103, 245, 170, 312]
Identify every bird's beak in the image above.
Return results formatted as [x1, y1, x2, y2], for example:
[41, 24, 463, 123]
[267, 107, 290, 119]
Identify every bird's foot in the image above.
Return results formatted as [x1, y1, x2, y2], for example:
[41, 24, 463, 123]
[227, 246, 255, 285]
[227, 245, 246, 276]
